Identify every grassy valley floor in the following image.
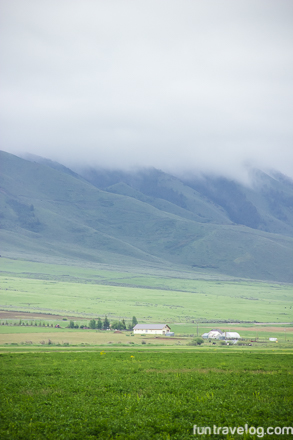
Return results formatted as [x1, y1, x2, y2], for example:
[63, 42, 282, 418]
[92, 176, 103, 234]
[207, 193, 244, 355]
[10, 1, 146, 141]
[1, 324, 293, 349]
[0, 258, 292, 439]
[1, 258, 293, 324]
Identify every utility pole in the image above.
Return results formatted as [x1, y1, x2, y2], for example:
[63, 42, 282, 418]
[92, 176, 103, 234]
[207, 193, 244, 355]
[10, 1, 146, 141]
[197, 321, 198, 337]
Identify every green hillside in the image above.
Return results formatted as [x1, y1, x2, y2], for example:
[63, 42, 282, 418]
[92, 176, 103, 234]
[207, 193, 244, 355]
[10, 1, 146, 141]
[1, 150, 293, 282]
[79, 166, 293, 236]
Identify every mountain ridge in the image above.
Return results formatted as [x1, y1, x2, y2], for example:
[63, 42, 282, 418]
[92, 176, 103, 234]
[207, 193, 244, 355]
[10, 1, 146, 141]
[1, 150, 292, 282]
[73, 164, 293, 237]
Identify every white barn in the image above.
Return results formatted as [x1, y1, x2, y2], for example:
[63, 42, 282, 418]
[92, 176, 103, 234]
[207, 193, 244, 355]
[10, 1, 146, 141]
[133, 324, 171, 335]
[202, 330, 241, 340]
[208, 330, 222, 339]
[224, 332, 240, 339]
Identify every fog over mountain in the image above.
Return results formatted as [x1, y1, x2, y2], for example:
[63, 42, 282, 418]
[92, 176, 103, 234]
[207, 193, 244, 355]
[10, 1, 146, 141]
[1, 1, 293, 182]
[1, 150, 293, 282]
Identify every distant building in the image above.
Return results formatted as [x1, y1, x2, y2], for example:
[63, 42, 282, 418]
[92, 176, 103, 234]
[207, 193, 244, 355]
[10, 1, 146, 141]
[224, 332, 240, 339]
[201, 330, 241, 340]
[133, 324, 171, 335]
[208, 330, 222, 339]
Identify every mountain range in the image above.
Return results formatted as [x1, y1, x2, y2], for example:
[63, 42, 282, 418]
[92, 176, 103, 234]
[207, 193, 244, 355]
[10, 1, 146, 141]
[1, 150, 293, 282]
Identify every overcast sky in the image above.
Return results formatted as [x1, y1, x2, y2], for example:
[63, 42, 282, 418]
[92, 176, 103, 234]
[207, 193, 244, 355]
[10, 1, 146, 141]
[1, 0, 293, 182]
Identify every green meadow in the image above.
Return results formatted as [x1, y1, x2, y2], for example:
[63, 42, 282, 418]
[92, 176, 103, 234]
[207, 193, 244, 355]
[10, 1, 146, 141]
[1, 258, 293, 324]
[1, 351, 293, 439]
[0, 259, 292, 438]
[1, 323, 292, 339]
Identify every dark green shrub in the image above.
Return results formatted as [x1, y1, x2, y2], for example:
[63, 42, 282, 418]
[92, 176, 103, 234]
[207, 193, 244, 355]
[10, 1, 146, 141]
[188, 337, 204, 346]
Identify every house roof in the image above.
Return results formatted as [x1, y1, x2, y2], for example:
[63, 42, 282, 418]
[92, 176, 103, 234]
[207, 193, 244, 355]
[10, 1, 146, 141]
[211, 328, 224, 334]
[208, 331, 221, 337]
[133, 324, 170, 330]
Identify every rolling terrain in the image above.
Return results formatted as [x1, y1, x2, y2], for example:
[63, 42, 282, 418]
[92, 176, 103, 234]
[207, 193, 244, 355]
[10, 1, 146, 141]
[1, 150, 293, 282]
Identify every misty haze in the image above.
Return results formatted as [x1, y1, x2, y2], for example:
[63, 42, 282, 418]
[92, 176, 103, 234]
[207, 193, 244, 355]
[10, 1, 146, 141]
[1, 0, 293, 180]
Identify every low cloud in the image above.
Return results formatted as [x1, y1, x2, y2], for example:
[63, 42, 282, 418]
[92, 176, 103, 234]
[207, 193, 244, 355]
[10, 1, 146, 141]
[1, 0, 293, 181]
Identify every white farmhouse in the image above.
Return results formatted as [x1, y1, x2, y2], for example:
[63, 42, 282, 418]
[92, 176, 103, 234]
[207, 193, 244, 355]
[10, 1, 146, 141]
[133, 324, 171, 335]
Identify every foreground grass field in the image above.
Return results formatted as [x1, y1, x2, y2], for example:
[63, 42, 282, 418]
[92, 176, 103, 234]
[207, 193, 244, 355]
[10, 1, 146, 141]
[1, 351, 292, 439]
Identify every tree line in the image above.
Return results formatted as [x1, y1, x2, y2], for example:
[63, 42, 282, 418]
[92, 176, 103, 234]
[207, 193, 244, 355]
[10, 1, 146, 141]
[67, 316, 138, 330]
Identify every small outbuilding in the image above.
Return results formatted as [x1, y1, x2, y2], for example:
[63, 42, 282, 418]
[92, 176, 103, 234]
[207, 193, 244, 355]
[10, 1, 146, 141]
[133, 324, 171, 335]
[208, 330, 222, 339]
[224, 332, 241, 339]
[202, 330, 241, 340]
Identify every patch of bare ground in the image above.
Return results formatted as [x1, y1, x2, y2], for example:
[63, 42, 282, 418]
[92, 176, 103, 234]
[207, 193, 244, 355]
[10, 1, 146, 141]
[0, 310, 84, 320]
[153, 337, 187, 340]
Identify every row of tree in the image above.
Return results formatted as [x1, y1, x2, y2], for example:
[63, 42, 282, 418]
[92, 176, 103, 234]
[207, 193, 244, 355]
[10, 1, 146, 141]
[88, 316, 138, 330]
[1, 321, 53, 327]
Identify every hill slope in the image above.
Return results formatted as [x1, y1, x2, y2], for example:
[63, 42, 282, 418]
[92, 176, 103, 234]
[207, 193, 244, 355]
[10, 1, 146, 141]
[77, 166, 293, 237]
[1, 150, 293, 282]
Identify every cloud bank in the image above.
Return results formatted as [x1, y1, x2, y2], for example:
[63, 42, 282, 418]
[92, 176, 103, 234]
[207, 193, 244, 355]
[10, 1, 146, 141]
[1, 0, 293, 181]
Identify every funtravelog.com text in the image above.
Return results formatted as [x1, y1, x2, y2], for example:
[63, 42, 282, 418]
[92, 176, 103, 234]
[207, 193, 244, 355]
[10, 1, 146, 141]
[193, 425, 293, 437]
